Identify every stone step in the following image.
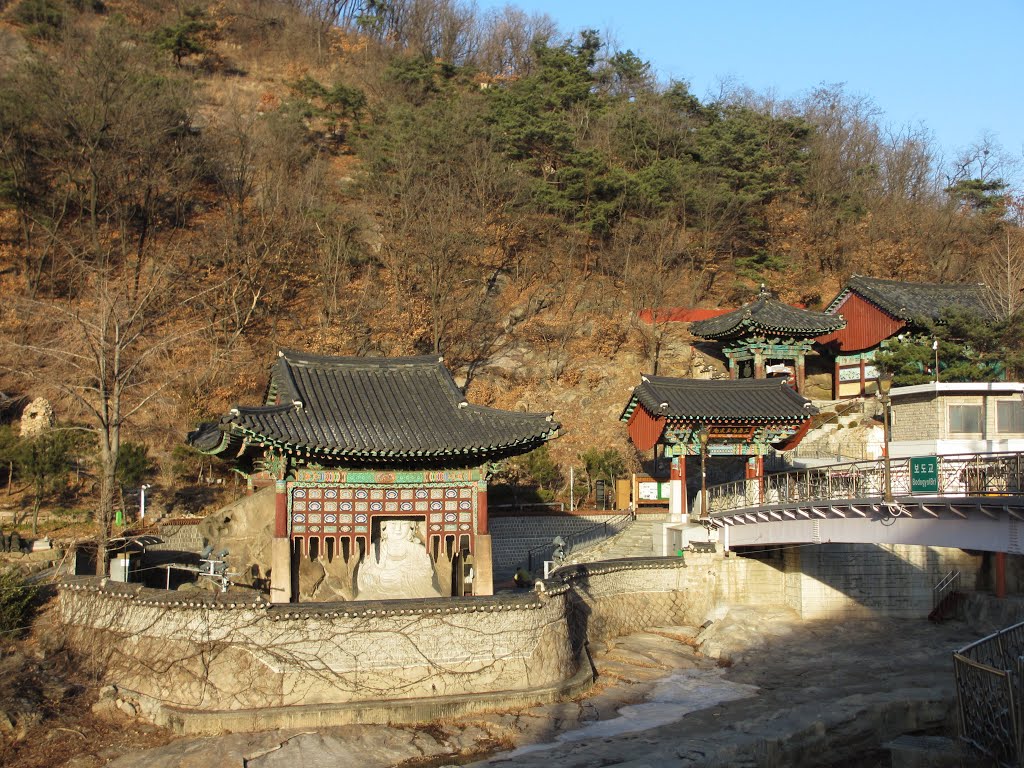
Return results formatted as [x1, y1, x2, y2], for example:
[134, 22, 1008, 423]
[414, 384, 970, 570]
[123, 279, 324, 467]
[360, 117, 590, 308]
[572, 520, 659, 562]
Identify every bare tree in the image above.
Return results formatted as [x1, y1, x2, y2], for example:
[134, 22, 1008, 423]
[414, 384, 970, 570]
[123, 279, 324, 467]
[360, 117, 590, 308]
[618, 217, 709, 374]
[314, 216, 369, 328]
[477, 6, 558, 77]
[2, 259, 211, 575]
[289, 0, 362, 60]
[980, 197, 1024, 320]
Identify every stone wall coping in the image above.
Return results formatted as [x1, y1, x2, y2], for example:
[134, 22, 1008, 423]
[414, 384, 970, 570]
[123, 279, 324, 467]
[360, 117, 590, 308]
[59, 575, 545, 617]
[60, 556, 686, 616]
[538, 557, 688, 595]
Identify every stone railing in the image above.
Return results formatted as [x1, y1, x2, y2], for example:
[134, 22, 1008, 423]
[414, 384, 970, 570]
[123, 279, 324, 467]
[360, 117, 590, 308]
[59, 557, 701, 734]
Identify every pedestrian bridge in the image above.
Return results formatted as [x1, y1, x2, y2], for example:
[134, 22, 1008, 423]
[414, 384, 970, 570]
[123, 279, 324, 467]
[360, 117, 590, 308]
[706, 452, 1024, 554]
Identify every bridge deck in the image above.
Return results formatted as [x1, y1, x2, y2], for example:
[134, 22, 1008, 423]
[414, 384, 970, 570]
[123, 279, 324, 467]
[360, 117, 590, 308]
[706, 452, 1024, 553]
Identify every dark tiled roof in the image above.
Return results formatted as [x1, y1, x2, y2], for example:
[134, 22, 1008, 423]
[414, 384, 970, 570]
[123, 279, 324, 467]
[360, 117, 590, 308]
[620, 376, 816, 423]
[189, 351, 559, 464]
[689, 293, 845, 340]
[827, 275, 990, 321]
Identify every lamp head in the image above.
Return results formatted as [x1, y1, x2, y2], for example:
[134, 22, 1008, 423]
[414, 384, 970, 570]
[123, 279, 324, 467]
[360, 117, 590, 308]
[878, 372, 893, 396]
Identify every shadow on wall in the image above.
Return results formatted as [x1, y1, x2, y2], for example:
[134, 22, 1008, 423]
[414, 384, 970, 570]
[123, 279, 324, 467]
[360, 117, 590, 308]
[729, 542, 984, 619]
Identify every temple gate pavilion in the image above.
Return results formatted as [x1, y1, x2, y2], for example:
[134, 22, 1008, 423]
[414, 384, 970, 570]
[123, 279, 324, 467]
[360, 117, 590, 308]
[188, 351, 560, 603]
[689, 287, 846, 394]
[621, 376, 816, 520]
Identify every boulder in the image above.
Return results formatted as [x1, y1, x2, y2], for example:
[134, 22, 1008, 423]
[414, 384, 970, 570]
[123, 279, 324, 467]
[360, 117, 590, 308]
[197, 487, 276, 588]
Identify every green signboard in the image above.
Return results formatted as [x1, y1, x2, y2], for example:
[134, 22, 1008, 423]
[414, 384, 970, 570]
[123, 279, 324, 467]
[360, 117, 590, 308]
[910, 456, 939, 494]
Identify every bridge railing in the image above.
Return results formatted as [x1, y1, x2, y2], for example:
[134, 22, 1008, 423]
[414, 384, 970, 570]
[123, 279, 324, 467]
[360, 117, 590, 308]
[707, 452, 1024, 516]
[954, 620, 1024, 766]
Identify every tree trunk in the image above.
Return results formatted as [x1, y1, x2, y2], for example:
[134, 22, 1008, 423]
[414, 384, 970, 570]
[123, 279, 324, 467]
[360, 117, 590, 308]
[95, 444, 117, 577]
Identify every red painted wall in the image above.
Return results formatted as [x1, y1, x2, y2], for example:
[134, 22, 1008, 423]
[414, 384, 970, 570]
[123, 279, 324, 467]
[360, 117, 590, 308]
[638, 307, 732, 324]
[627, 406, 666, 452]
[816, 292, 905, 352]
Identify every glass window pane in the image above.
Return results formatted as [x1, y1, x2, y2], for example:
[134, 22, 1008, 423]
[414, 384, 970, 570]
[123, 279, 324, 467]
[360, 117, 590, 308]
[998, 401, 1024, 433]
[949, 405, 982, 434]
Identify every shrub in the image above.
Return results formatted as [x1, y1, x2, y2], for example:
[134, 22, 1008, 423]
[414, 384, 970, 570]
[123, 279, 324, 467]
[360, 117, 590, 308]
[0, 567, 36, 636]
[116, 441, 155, 490]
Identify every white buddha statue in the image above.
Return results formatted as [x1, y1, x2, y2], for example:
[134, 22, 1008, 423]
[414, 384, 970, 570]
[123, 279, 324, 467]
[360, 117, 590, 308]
[355, 519, 441, 600]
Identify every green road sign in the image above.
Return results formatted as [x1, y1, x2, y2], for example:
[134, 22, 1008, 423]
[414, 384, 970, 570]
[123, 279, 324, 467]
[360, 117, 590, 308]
[910, 456, 939, 493]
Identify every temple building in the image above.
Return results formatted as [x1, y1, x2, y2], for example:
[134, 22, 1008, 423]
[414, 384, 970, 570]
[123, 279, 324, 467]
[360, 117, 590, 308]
[188, 351, 559, 603]
[689, 288, 846, 395]
[816, 275, 991, 399]
[621, 377, 816, 519]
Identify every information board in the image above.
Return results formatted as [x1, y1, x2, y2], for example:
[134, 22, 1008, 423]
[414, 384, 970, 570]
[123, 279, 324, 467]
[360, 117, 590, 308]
[637, 481, 670, 501]
[910, 456, 939, 493]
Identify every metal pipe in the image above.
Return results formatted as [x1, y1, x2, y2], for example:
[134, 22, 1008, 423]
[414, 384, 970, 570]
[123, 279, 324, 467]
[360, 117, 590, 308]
[879, 374, 894, 503]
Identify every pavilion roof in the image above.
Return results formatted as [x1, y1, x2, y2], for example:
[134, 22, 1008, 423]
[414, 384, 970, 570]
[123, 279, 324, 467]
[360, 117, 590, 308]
[620, 376, 816, 424]
[689, 290, 845, 341]
[188, 351, 559, 465]
[825, 275, 990, 322]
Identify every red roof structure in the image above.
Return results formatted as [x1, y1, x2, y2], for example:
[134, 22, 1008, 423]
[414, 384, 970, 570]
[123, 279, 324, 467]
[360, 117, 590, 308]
[638, 307, 732, 324]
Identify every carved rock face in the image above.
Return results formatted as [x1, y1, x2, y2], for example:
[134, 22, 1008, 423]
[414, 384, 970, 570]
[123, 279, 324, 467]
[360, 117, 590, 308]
[197, 487, 276, 586]
[20, 397, 54, 437]
[355, 519, 441, 601]
[300, 552, 356, 602]
[197, 494, 449, 601]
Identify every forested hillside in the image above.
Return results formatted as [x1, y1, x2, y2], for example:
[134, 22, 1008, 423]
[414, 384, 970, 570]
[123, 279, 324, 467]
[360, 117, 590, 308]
[0, 0, 1020, 523]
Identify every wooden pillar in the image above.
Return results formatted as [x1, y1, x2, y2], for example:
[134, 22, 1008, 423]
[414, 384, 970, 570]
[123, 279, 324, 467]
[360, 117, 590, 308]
[476, 485, 488, 535]
[796, 353, 806, 394]
[270, 480, 293, 604]
[670, 453, 687, 521]
[757, 455, 765, 504]
[833, 358, 841, 399]
[728, 355, 737, 379]
[754, 350, 765, 379]
[274, 481, 288, 538]
[996, 551, 1007, 599]
[473, 481, 493, 595]
[746, 456, 765, 504]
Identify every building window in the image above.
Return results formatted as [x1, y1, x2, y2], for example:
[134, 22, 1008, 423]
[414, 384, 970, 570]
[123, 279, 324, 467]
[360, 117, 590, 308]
[997, 401, 1024, 433]
[948, 404, 982, 434]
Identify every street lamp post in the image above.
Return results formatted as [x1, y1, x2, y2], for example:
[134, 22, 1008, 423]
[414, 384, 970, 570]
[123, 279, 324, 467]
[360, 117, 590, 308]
[140, 484, 152, 521]
[878, 373, 894, 503]
[698, 426, 710, 519]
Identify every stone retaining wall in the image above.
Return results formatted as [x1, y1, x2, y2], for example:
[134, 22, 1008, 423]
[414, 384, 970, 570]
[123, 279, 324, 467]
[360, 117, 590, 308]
[60, 545, 978, 735]
[490, 515, 611, 576]
[151, 520, 204, 551]
[787, 544, 982, 619]
[60, 558, 704, 734]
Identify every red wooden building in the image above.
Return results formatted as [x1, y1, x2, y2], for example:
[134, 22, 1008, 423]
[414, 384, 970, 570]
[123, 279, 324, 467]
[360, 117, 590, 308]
[817, 276, 990, 398]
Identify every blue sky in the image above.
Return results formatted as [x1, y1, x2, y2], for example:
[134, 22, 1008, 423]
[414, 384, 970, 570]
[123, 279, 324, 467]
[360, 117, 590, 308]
[478, 0, 1023, 190]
